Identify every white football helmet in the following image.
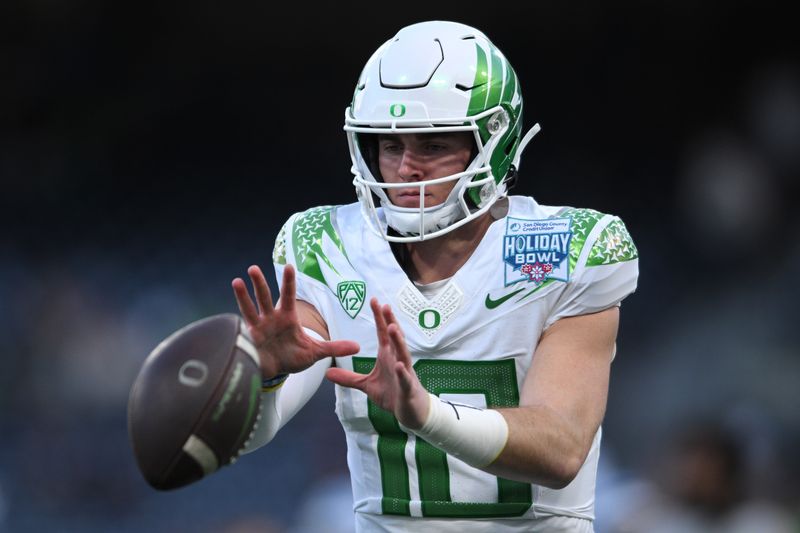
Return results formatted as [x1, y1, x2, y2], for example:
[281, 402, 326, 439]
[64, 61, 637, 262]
[344, 20, 540, 242]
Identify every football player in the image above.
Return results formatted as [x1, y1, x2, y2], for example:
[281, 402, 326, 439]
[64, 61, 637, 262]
[232, 20, 639, 532]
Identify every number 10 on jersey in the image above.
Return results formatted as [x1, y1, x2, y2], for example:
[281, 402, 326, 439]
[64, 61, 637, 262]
[353, 357, 533, 518]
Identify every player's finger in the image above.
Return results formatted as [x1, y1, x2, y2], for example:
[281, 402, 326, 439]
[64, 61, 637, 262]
[383, 303, 400, 327]
[279, 264, 297, 313]
[370, 298, 390, 347]
[232, 278, 260, 325]
[387, 322, 413, 367]
[248, 265, 274, 315]
[395, 362, 414, 394]
[383, 305, 411, 362]
[325, 367, 367, 391]
[317, 339, 361, 358]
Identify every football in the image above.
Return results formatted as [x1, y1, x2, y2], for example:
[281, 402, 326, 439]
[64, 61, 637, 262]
[128, 313, 263, 490]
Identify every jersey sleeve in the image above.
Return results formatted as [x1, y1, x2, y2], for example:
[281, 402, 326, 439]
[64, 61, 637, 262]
[273, 211, 319, 311]
[544, 212, 639, 328]
[271, 206, 350, 313]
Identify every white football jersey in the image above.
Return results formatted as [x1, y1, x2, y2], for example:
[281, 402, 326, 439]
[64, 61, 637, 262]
[272, 196, 639, 530]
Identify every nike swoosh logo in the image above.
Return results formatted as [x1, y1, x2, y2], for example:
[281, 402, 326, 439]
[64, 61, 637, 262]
[484, 288, 525, 309]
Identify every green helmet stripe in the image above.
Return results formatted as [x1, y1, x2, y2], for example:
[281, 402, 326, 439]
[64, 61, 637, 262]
[501, 61, 517, 110]
[486, 46, 504, 110]
[467, 43, 489, 117]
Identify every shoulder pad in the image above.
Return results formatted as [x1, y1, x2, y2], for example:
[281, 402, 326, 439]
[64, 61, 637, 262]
[272, 219, 290, 266]
[557, 207, 605, 271]
[282, 206, 348, 285]
[587, 217, 638, 266]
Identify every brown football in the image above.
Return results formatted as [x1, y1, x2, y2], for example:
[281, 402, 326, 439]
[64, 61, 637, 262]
[128, 313, 262, 490]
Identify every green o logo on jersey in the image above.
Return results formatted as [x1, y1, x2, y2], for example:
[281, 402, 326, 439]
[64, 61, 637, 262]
[418, 309, 441, 330]
[389, 104, 406, 117]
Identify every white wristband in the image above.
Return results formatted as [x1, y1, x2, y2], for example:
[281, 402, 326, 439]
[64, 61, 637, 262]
[410, 393, 509, 468]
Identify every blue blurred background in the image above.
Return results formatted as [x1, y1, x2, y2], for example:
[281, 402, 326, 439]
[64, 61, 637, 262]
[1, 2, 799, 532]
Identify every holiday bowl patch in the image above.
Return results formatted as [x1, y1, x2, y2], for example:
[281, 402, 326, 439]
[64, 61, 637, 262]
[504, 217, 572, 286]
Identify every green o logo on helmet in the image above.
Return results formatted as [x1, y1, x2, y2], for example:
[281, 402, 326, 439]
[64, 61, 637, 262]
[389, 104, 406, 117]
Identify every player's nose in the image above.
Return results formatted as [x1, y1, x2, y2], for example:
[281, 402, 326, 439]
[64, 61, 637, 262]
[398, 149, 424, 181]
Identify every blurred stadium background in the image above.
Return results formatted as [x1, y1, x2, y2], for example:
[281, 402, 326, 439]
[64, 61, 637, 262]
[1, 2, 798, 531]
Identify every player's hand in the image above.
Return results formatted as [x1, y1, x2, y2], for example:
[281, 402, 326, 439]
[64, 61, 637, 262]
[232, 264, 359, 378]
[326, 298, 430, 430]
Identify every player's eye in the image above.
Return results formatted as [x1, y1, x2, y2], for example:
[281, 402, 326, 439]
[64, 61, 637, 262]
[380, 143, 403, 154]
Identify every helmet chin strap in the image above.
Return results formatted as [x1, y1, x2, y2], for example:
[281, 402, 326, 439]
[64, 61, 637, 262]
[382, 200, 462, 237]
[512, 123, 541, 170]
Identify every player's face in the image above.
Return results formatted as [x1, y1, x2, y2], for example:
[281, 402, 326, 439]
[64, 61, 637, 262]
[377, 132, 473, 208]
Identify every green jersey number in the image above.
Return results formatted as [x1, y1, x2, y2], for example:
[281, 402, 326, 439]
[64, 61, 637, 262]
[353, 357, 532, 518]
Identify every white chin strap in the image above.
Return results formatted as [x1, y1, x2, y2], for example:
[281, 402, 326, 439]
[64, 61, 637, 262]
[382, 199, 463, 237]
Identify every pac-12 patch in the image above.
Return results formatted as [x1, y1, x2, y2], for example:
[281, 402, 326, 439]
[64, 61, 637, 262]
[337, 281, 366, 319]
[503, 217, 572, 286]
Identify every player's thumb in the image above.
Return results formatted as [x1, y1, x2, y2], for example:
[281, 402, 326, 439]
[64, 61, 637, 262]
[325, 367, 363, 390]
[321, 339, 360, 357]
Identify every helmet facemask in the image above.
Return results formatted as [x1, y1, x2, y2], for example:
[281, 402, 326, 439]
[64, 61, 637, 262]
[347, 107, 516, 242]
[344, 21, 539, 242]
